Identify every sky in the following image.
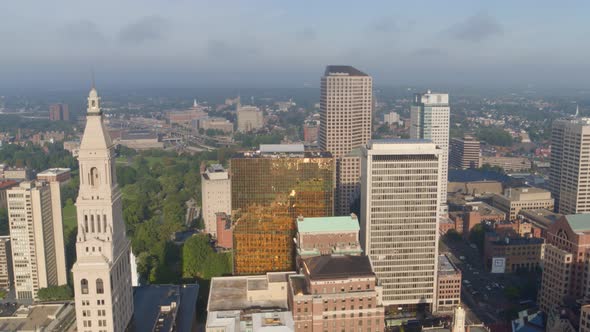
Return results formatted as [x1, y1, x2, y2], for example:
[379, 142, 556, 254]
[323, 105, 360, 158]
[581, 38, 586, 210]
[1, 0, 590, 90]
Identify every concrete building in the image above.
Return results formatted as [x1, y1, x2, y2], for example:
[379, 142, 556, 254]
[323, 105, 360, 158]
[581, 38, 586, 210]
[581, 304, 590, 332]
[384, 111, 401, 125]
[449, 137, 480, 169]
[3, 167, 30, 181]
[199, 117, 234, 134]
[483, 235, 544, 273]
[538, 244, 573, 312]
[303, 121, 319, 144]
[479, 156, 531, 172]
[410, 90, 450, 212]
[72, 86, 134, 332]
[237, 105, 264, 132]
[0, 236, 11, 289]
[288, 255, 385, 332]
[518, 208, 562, 239]
[318, 65, 372, 215]
[117, 130, 164, 150]
[491, 187, 554, 221]
[537, 214, 590, 313]
[295, 214, 362, 259]
[37, 168, 71, 184]
[0, 303, 76, 331]
[550, 118, 590, 214]
[361, 140, 441, 310]
[435, 255, 462, 314]
[7, 180, 67, 299]
[0, 179, 18, 209]
[206, 272, 295, 332]
[201, 164, 231, 237]
[49, 103, 70, 121]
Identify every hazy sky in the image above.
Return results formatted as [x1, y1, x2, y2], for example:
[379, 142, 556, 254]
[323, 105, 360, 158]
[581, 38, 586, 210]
[2, 0, 590, 90]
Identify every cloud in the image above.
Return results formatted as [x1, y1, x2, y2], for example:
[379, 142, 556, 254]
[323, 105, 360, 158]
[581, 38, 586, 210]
[60, 20, 105, 42]
[370, 16, 398, 33]
[445, 12, 503, 42]
[206, 40, 259, 59]
[411, 48, 446, 57]
[119, 16, 169, 44]
[296, 27, 316, 41]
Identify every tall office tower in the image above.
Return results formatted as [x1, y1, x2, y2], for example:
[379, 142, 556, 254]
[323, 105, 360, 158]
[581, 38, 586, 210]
[49, 103, 70, 121]
[72, 86, 134, 332]
[230, 144, 334, 275]
[7, 181, 67, 299]
[410, 91, 450, 211]
[319, 65, 372, 214]
[237, 105, 264, 132]
[449, 136, 480, 169]
[361, 140, 441, 311]
[549, 118, 590, 214]
[201, 164, 231, 237]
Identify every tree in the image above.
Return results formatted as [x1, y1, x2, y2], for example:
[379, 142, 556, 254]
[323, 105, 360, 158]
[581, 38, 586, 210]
[182, 234, 232, 280]
[37, 285, 73, 301]
[476, 127, 514, 147]
[469, 224, 485, 253]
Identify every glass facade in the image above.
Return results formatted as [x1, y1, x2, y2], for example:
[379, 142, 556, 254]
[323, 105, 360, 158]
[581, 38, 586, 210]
[231, 152, 335, 275]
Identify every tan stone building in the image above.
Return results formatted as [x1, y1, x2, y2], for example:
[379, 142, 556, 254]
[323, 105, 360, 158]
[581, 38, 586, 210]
[37, 168, 71, 184]
[237, 105, 264, 132]
[539, 244, 573, 313]
[435, 255, 462, 314]
[72, 86, 134, 332]
[7, 180, 67, 299]
[479, 156, 531, 172]
[289, 255, 384, 332]
[491, 187, 554, 221]
[319, 66, 372, 215]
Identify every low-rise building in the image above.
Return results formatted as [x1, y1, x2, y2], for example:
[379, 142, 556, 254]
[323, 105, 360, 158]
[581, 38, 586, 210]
[215, 212, 233, 249]
[491, 187, 554, 221]
[199, 117, 234, 134]
[237, 106, 264, 132]
[206, 272, 295, 332]
[480, 156, 531, 172]
[295, 214, 362, 260]
[435, 255, 461, 314]
[483, 235, 544, 273]
[383, 112, 401, 125]
[117, 130, 164, 150]
[36, 168, 71, 184]
[0, 303, 75, 331]
[518, 209, 562, 239]
[288, 255, 384, 332]
[2, 167, 29, 181]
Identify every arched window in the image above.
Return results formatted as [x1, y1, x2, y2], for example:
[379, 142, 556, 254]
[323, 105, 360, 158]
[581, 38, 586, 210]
[96, 278, 104, 294]
[90, 167, 99, 186]
[81, 279, 89, 294]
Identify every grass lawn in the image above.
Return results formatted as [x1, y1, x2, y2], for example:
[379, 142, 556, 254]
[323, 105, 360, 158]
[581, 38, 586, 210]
[62, 202, 77, 238]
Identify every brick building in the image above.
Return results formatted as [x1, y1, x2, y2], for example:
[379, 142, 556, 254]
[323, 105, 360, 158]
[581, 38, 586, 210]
[295, 214, 362, 260]
[36, 168, 71, 184]
[49, 103, 69, 121]
[435, 255, 462, 314]
[215, 213, 232, 249]
[288, 255, 384, 332]
[483, 235, 544, 273]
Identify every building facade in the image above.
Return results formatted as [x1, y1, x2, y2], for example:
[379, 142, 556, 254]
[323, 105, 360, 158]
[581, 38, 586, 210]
[318, 66, 372, 215]
[295, 214, 362, 259]
[449, 136, 480, 169]
[7, 181, 67, 299]
[479, 156, 531, 172]
[435, 255, 461, 314]
[410, 91, 450, 212]
[483, 235, 544, 273]
[231, 145, 335, 275]
[491, 187, 554, 221]
[550, 118, 590, 214]
[201, 164, 231, 237]
[0, 236, 10, 289]
[538, 244, 573, 312]
[361, 140, 441, 309]
[237, 106, 264, 132]
[37, 168, 72, 184]
[288, 255, 385, 332]
[49, 103, 70, 121]
[72, 86, 134, 332]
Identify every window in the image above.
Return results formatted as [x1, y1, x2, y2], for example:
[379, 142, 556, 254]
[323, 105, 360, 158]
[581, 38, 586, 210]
[90, 167, 99, 186]
[96, 278, 104, 294]
[81, 279, 89, 294]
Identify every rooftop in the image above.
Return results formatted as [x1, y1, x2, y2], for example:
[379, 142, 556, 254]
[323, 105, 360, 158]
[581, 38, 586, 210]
[120, 130, 158, 140]
[438, 254, 460, 276]
[0, 304, 67, 331]
[260, 144, 304, 154]
[519, 209, 562, 228]
[490, 235, 545, 246]
[297, 214, 359, 233]
[324, 65, 368, 77]
[0, 180, 18, 190]
[36, 168, 71, 176]
[208, 272, 293, 312]
[302, 255, 374, 280]
[565, 214, 590, 233]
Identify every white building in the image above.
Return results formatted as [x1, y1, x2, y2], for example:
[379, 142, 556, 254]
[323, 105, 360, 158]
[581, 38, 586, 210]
[201, 164, 231, 237]
[361, 139, 441, 310]
[384, 112, 401, 125]
[7, 181, 67, 299]
[318, 65, 373, 215]
[72, 86, 134, 332]
[550, 118, 590, 214]
[410, 91, 450, 213]
[237, 105, 264, 132]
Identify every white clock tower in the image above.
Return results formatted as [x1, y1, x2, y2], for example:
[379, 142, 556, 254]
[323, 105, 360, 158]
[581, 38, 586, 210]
[72, 85, 134, 332]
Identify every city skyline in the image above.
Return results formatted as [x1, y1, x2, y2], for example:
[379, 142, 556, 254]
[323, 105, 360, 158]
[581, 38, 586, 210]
[2, 1, 590, 90]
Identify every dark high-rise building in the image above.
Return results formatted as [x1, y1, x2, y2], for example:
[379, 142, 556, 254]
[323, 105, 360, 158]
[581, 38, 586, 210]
[49, 103, 70, 121]
[230, 144, 335, 275]
[450, 136, 480, 169]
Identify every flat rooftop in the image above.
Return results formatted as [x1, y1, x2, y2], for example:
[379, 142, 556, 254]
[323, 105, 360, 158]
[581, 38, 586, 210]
[260, 144, 304, 154]
[565, 214, 590, 233]
[0, 304, 64, 331]
[302, 255, 374, 280]
[438, 255, 460, 276]
[208, 273, 292, 312]
[37, 168, 71, 175]
[519, 209, 562, 228]
[297, 215, 359, 233]
[465, 201, 505, 217]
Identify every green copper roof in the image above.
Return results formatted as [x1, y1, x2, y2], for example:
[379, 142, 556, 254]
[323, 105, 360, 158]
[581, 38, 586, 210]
[565, 214, 590, 232]
[297, 216, 360, 233]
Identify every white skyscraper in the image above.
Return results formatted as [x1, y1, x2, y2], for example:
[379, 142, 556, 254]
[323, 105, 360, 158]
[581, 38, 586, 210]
[72, 86, 134, 332]
[361, 140, 441, 310]
[201, 164, 231, 237]
[549, 118, 590, 214]
[410, 91, 450, 212]
[7, 181, 67, 299]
